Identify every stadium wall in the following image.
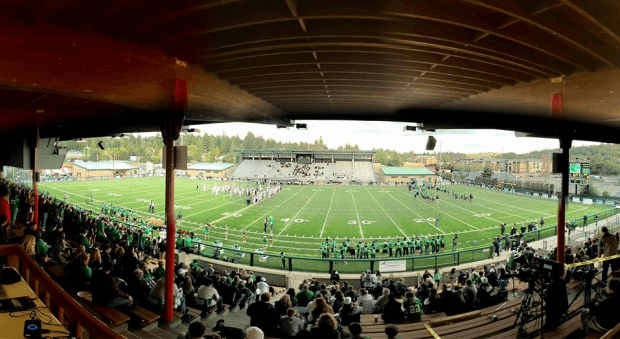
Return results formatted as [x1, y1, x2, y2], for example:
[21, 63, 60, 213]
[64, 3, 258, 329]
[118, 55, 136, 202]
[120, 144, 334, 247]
[379, 172, 435, 184]
[186, 167, 235, 179]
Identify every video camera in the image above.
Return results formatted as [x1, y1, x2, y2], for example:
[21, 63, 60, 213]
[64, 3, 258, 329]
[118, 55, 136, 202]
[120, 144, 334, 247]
[504, 248, 564, 282]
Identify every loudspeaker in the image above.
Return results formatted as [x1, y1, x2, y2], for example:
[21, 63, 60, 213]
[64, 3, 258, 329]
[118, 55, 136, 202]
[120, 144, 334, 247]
[426, 136, 437, 151]
[552, 153, 563, 174]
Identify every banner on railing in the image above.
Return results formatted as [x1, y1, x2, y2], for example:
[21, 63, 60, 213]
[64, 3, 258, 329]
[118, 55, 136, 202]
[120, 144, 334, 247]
[379, 260, 406, 272]
[583, 198, 593, 205]
[606, 200, 616, 207]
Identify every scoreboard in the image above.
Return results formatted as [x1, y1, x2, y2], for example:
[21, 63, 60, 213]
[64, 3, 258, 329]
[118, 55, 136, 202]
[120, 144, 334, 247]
[569, 161, 589, 184]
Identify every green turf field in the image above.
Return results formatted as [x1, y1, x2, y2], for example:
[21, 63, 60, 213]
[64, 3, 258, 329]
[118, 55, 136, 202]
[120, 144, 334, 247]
[39, 177, 611, 261]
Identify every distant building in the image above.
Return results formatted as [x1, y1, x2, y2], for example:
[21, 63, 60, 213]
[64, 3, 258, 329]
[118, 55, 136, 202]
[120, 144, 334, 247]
[379, 166, 435, 184]
[414, 156, 437, 166]
[65, 150, 84, 160]
[66, 160, 139, 178]
[186, 163, 235, 179]
[402, 162, 425, 168]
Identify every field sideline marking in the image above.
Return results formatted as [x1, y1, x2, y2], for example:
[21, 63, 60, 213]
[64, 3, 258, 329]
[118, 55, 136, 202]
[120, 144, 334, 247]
[319, 187, 337, 238]
[364, 187, 406, 236]
[278, 188, 321, 235]
[395, 189, 479, 230]
[382, 189, 444, 234]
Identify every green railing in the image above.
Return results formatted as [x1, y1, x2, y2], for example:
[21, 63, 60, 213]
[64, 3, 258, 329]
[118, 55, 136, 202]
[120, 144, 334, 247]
[188, 206, 619, 274]
[189, 240, 494, 274]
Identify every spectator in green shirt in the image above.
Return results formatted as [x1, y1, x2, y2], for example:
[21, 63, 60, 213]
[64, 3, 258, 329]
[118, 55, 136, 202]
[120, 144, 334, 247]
[388, 239, 394, 257]
[153, 260, 165, 281]
[77, 228, 91, 249]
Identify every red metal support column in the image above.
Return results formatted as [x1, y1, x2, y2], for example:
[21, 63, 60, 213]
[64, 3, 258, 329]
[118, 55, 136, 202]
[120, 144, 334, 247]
[556, 139, 571, 270]
[32, 126, 40, 228]
[163, 138, 176, 322]
[161, 78, 187, 322]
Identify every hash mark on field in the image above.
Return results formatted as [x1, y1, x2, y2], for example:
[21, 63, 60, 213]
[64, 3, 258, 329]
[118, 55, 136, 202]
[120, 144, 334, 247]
[364, 187, 406, 236]
[279, 188, 321, 235]
[319, 187, 337, 238]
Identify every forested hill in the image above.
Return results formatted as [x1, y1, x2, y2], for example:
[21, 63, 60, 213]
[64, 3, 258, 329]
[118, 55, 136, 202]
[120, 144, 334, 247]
[59, 133, 618, 175]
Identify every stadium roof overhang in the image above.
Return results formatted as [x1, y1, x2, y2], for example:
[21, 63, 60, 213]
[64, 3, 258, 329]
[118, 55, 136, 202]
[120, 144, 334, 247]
[1, 1, 620, 144]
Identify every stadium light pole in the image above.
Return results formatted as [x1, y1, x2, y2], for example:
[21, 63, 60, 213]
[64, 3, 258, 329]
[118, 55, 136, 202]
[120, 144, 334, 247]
[556, 138, 571, 270]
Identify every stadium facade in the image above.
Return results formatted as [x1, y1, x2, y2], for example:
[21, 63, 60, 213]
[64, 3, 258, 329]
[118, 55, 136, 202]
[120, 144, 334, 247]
[186, 162, 235, 179]
[231, 149, 376, 184]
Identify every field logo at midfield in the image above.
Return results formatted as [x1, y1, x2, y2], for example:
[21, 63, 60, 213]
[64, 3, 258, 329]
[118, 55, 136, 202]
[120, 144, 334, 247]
[89, 189, 99, 192]
[348, 220, 377, 225]
[281, 218, 310, 223]
[137, 198, 150, 203]
[221, 212, 242, 217]
[109, 193, 122, 197]
[473, 213, 491, 217]
[175, 205, 192, 210]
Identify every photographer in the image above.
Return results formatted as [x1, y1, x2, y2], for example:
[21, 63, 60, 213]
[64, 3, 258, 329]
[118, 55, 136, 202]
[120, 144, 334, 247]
[581, 279, 620, 333]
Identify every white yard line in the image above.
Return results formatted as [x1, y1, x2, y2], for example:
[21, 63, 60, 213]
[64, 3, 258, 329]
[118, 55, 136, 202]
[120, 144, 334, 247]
[469, 195, 555, 216]
[319, 187, 337, 238]
[365, 187, 407, 236]
[351, 188, 365, 238]
[382, 189, 445, 234]
[190, 189, 293, 230]
[279, 188, 321, 235]
[394, 189, 479, 230]
[436, 196, 504, 224]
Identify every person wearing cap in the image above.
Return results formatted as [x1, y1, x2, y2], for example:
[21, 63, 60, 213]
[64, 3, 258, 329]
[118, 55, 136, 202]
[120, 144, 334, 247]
[339, 296, 363, 326]
[256, 277, 270, 296]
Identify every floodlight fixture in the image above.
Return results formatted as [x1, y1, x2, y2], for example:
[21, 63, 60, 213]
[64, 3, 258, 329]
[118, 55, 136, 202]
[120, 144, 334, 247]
[403, 126, 417, 132]
[295, 123, 307, 130]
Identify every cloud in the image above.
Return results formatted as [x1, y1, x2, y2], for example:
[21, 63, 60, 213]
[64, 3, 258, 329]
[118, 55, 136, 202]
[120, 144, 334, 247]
[179, 121, 601, 154]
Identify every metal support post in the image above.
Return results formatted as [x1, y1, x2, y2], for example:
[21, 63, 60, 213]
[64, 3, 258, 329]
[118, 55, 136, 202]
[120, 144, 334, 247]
[32, 126, 40, 227]
[556, 139, 571, 270]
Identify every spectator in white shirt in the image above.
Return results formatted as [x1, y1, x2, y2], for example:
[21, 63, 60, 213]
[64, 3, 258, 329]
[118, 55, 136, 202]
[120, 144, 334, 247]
[357, 289, 375, 314]
[196, 278, 223, 311]
[257, 277, 270, 297]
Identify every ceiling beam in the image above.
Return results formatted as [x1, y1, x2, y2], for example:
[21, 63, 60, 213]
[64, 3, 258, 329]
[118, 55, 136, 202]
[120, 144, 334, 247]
[383, 1, 596, 72]
[558, 0, 620, 46]
[215, 62, 518, 85]
[462, 0, 620, 70]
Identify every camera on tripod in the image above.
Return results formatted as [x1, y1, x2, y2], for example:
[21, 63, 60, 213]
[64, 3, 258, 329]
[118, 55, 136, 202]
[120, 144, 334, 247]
[504, 248, 564, 283]
[572, 267, 598, 282]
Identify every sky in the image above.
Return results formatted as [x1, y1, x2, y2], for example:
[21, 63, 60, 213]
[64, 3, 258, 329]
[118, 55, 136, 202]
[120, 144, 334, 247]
[178, 120, 601, 155]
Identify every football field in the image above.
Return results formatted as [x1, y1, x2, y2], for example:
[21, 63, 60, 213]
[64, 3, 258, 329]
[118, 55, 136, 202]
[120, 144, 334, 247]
[39, 177, 610, 259]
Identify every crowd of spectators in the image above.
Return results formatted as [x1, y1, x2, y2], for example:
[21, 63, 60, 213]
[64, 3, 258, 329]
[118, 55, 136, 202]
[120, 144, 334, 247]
[241, 265, 513, 338]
